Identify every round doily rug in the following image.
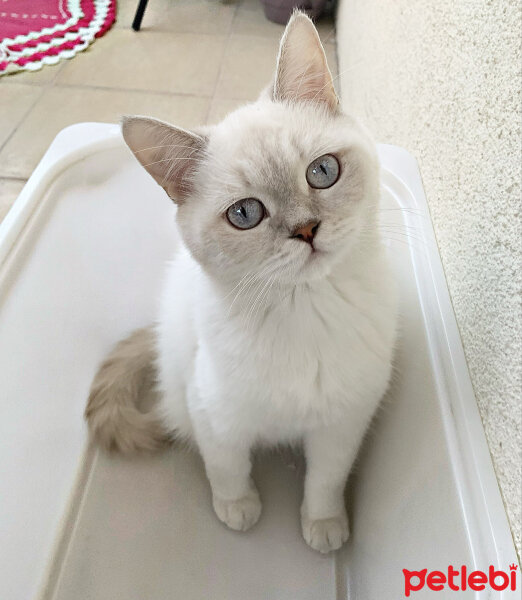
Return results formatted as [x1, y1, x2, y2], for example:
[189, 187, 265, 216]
[0, 0, 116, 75]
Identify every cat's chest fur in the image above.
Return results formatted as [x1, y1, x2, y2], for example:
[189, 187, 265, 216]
[191, 257, 397, 440]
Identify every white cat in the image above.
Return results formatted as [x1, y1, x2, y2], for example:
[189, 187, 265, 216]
[85, 12, 398, 554]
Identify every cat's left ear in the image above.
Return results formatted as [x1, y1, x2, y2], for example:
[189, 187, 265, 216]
[273, 11, 339, 112]
[121, 116, 207, 203]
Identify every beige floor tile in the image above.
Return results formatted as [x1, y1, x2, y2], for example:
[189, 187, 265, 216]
[0, 86, 210, 179]
[233, 0, 335, 44]
[117, 0, 237, 34]
[56, 29, 227, 96]
[208, 40, 337, 124]
[206, 97, 250, 123]
[0, 178, 26, 223]
[0, 84, 43, 148]
[214, 34, 278, 101]
[214, 33, 337, 102]
[0, 61, 64, 86]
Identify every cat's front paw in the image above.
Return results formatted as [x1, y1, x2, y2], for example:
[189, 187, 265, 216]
[212, 488, 262, 532]
[301, 508, 349, 553]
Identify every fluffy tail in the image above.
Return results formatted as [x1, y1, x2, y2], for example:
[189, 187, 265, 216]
[85, 327, 168, 453]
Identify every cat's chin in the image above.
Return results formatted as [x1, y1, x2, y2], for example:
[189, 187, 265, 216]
[290, 248, 336, 283]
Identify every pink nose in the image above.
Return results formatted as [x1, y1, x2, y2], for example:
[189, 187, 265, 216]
[291, 220, 320, 245]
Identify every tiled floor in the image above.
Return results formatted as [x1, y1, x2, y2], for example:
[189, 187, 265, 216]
[0, 0, 337, 221]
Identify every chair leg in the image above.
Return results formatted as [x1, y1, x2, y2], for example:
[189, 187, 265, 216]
[132, 0, 150, 31]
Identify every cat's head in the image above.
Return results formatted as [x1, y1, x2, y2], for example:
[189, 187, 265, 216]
[122, 12, 379, 286]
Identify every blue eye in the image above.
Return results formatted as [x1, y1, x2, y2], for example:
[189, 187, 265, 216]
[306, 154, 340, 189]
[226, 198, 265, 230]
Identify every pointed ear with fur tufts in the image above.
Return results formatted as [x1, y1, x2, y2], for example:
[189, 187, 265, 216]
[121, 116, 207, 203]
[273, 11, 339, 112]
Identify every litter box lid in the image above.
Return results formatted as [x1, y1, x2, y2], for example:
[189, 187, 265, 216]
[0, 123, 518, 600]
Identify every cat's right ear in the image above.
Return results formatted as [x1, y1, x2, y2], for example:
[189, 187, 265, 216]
[121, 116, 206, 203]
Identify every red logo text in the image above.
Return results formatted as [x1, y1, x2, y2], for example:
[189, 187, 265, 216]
[403, 564, 518, 596]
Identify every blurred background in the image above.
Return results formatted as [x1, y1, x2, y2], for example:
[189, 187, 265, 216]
[0, 0, 520, 560]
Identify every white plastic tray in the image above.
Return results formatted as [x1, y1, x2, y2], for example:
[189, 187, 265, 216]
[0, 123, 518, 600]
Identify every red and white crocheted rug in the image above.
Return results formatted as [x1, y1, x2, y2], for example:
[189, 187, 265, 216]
[0, 0, 116, 75]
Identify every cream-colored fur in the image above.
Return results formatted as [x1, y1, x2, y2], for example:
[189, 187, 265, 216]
[85, 328, 166, 453]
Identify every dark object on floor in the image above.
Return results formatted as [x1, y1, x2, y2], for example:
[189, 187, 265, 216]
[132, 0, 150, 30]
[261, 0, 328, 25]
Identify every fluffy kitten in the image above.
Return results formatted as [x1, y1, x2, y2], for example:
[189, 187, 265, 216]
[85, 12, 398, 554]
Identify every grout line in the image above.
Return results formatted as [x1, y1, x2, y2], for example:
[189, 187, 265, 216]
[0, 176, 27, 183]
[1, 78, 48, 87]
[46, 61, 66, 85]
[52, 82, 215, 99]
[54, 81, 251, 105]
[0, 85, 47, 155]
[228, 0, 242, 33]
[0, 57, 65, 154]
[204, 0, 241, 124]
[110, 17, 235, 37]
